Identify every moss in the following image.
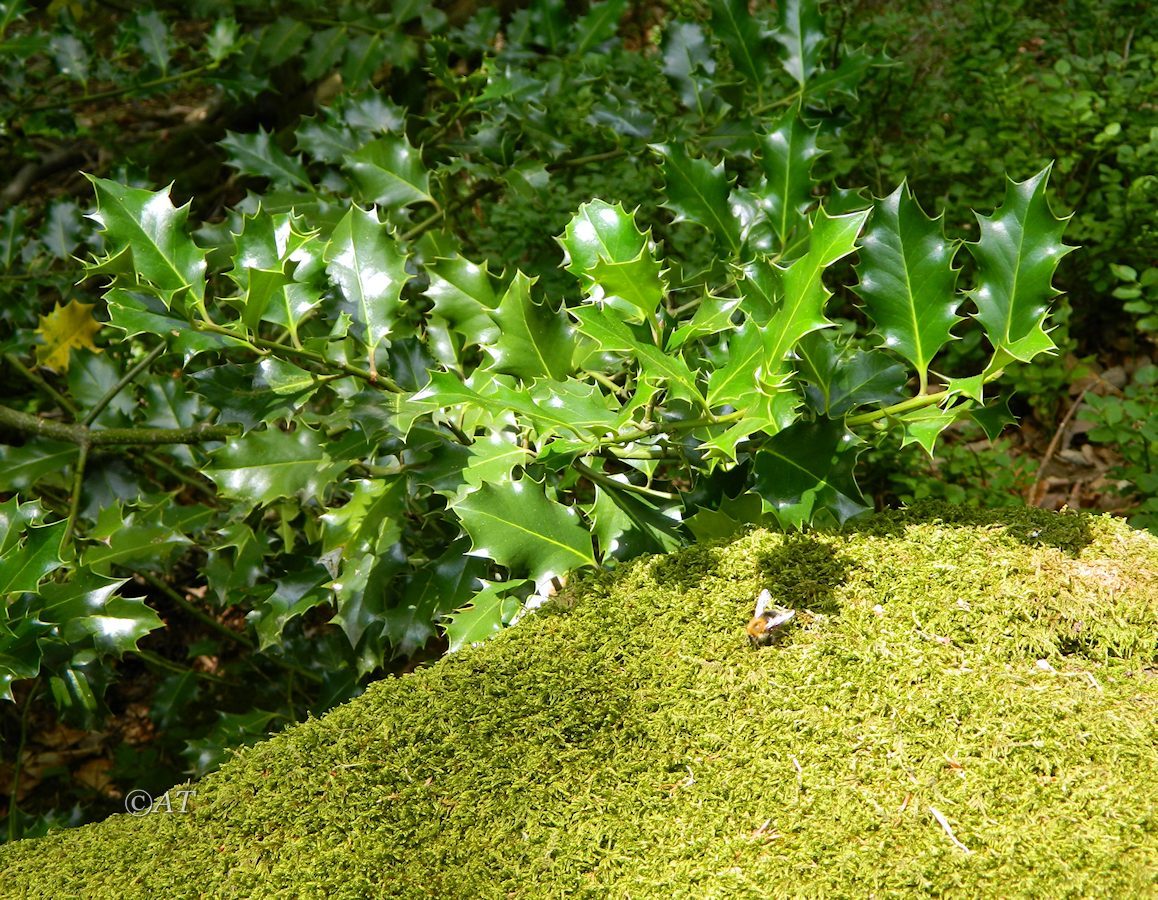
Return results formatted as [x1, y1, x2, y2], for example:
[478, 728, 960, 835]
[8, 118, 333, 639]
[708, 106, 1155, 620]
[2, 504, 1156, 898]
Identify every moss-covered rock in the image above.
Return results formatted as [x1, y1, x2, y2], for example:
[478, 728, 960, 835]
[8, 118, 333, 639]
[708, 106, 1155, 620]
[2, 504, 1156, 898]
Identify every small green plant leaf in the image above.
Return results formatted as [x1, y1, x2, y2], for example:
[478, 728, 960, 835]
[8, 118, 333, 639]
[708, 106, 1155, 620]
[324, 205, 410, 369]
[346, 136, 434, 210]
[854, 181, 962, 390]
[483, 271, 574, 382]
[85, 177, 207, 306]
[0, 519, 67, 595]
[652, 144, 741, 254]
[573, 0, 627, 54]
[796, 332, 907, 416]
[752, 419, 868, 528]
[452, 478, 596, 583]
[205, 426, 348, 508]
[37, 573, 161, 655]
[710, 0, 765, 87]
[755, 110, 823, 247]
[967, 166, 1074, 364]
[772, 0, 825, 88]
[220, 129, 312, 190]
[442, 579, 526, 653]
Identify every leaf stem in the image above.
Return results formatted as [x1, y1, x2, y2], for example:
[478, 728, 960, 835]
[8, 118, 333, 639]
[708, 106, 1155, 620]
[82, 342, 167, 427]
[0, 404, 241, 446]
[573, 460, 676, 501]
[61, 438, 90, 550]
[17, 64, 218, 114]
[136, 570, 254, 651]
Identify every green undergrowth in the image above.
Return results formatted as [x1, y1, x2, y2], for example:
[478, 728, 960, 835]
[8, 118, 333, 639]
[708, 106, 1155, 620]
[1, 503, 1155, 898]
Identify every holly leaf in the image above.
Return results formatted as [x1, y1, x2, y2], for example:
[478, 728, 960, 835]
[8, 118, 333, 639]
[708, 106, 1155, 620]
[483, 271, 574, 382]
[0, 519, 67, 595]
[666, 293, 741, 350]
[205, 426, 348, 508]
[710, 0, 765, 87]
[442, 579, 526, 653]
[899, 403, 966, 457]
[220, 128, 312, 190]
[424, 255, 501, 365]
[573, 0, 627, 54]
[452, 478, 596, 583]
[760, 207, 869, 387]
[772, 0, 825, 88]
[34, 299, 102, 373]
[752, 419, 868, 529]
[559, 200, 665, 323]
[796, 331, 907, 417]
[345, 136, 433, 210]
[967, 166, 1074, 364]
[652, 144, 740, 254]
[85, 176, 206, 307]
[254, 564, 331, 650]
[755, 110, 823, 248]
[585, 482, 685, 561]
[854, 181, 962, 389]
[324, 204, 410, 368]
[37, 572, 161, 655]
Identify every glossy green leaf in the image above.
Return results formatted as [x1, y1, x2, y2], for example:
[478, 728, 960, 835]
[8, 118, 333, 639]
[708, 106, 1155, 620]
[254, 565, 331, 651]
[652, 144, 740, 254]
[424, 255, 501, 365]
[0, 616, 50, 702]
[346, 136, 433, 210]
[573, 0, 627, 54]
[0, 497, 44, 556]
[559, 200, 665, 323]
[899, 403, 966, 456]
[324, 204, 410, 367]
[967, 166, 1074, 364]
[442, 579, 526, 653]
[483, 271, 574, 382]
[772, 0, 825, 88]
[384, 538, 485, 658]
[755, 110, 822, 248]
[667, 293, 740, 351]
[662, 22, 719, 113]
[85, 177, 206, 306]
[752, 419, 868, 529]
[586, 482, 685, 561]
[761, 207, 869, 386]
[134, 10, 171, 74]
[453, 478, 596, 583]
[0, 441, 77, 492]
[221, 129, 312, 190]
[854, 181, 961, 388]
[0, 519, 67, 595]
[796, 331, 907, 417]
[38, 572, 161, 655]
[710, 0, 765, 87]
[205, 426, 348, 508]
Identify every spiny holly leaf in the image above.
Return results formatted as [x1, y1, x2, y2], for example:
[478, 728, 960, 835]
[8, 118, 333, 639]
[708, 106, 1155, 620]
[220, 128, 312, 190]
[666, 292, 741, 350]
[971, 396, 1018, 440]
[0, 519, 67, 595]
[710, 0, 765, 87]
[104, 288, 229, 358]
[706, 316, 767, 410]
[967, 165, 1074, 364]
[795, 331, 907, 417]
[483, 271, 574, 382]
[571, 305, 704, 406]
[760, 207, 869, 387]
[453, 478, 596, 584]
[424, 255, 501, 365]
[572, 0, 627, 54]
[134, 10, 172, 74]
[854, 181, 962, 390]
[345, 136, 433, 210]
[85, 176, 206, 306]
[320, 477, 406, 557]
[34, 299, 101, 373]
[585, 482, 685, 561]
[83, 507, 190, 575]
[37, 572, 161, 655]
[324, 205, 409, 370]
[0, 616, 51, 702]
[384, 538, 486, 658]
[189, 364, 311, 428]
[0, 442, 78, 492]
[442, 579, 526, 653]
[899, 403, 966, 456]
[254, 564, 331, 651]
[662, 22, 719, 113]
[0, 498, 45, 557]
[755, 110, 823, 248]
[205, 426, 348, 508]
[772, 0, 825, 88]
[751, 419, 868, 529]
[652, 144, 740, 254]
[232, 210, 323, 339]
[559, 200, 665, 323]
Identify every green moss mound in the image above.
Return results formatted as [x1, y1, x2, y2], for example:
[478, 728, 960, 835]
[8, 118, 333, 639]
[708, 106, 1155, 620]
[3, 504, 1157, 898]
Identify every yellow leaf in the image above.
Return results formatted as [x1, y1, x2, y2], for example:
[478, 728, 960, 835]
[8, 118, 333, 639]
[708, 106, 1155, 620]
[35, 300, 103, 373]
